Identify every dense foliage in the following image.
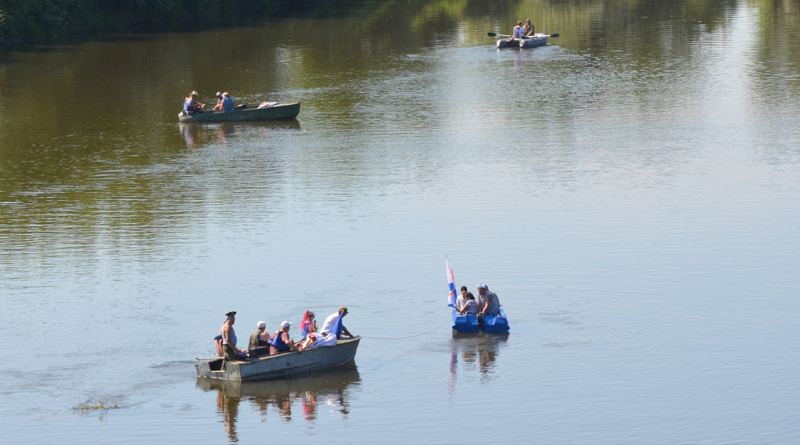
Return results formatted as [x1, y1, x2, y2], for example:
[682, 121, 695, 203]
[0, 0, 293, 43]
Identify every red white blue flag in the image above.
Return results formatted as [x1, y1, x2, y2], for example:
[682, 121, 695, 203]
[446, 257, 457, 307]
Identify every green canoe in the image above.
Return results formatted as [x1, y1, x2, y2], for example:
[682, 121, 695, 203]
[178, 101, 300, 123]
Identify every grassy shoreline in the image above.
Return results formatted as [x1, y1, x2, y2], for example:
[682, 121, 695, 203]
[0, 0, 344, 44]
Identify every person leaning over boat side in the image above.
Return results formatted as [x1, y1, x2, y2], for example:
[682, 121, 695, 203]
[269, 321, 303, 355]
[183, 91, 205, 115]
[248, 320, 270, 350]
[477, 284, 501, 316]
[320, 306, 355, 339]
[455, 286, 468, 310]
[457, 292, 481, 316]
[523, 19, 534, 37]
[220, 311, 245, 371]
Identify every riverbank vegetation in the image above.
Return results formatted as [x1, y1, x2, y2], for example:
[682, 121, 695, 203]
[0, 0, 339, 44]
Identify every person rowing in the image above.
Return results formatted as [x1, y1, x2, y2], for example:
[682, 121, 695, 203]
[510, 21, 524, 43]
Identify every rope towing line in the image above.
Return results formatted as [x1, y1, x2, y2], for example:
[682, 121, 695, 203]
[359, 320, 452, 340]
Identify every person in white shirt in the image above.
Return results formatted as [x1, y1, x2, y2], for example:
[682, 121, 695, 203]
[320, 306, 355, 339]
[455, 286, 468, 310]
[457, 293, 481, 316]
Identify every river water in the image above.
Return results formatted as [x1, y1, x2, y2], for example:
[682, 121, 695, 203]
[1, 0, 799, 442]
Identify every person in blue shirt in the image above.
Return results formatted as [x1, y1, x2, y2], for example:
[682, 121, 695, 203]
[214, 92, 235, 111]
[183, 91, 205, 115]
[222, 93, 234, 111]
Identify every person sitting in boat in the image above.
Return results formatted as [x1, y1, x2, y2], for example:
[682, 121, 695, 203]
[455, 286, 468, 310]
[183, 91, 205, 115]
[300, 310, 317, 341]
[221, 93, 234, 111]
[511, 21, 524, 42]
[320, 306, 355, 339]
[477, 284, 501, 316]
[248, 320, 270, 351]
[457, 293, 481, 316]
[269, 321, 303, 355]
[523, 19, 534, 37]
[220, 311, 246, 371]
[212, 92, 224, 111]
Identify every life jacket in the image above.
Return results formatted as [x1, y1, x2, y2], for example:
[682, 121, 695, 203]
[270, 330, 290, 351]
[183, 97, 195, 113]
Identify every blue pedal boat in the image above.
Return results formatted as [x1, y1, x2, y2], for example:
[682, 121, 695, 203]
[452, 308, 510, 333]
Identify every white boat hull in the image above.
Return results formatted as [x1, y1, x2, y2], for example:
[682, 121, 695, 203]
[497, 34, 549, 49]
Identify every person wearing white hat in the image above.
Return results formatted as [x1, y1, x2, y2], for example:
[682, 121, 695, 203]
[212, 92, 224, 111]
[248, 320, 270, 351]
[269, 321, 303, 355]
[476, 284, 501, 316]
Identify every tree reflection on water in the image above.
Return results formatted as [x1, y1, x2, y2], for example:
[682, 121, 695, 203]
[448, 332, 509, 397]
[197, 365, 360, 441]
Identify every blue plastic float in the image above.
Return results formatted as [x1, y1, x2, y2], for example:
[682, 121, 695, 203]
[452, 307, 510, 333]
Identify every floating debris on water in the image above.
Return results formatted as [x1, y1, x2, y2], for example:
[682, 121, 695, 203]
[72, 398, 120, 413]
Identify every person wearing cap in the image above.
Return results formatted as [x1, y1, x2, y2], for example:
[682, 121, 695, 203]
[455, 286, 469, 311]
[320, 306, 355, 339]
[477, 284, 501, 316]
[220, 311, 245, 371]
[269, 321, 303, 355]
[183, 91, 205, 115]
[213, 92, 224, 111]
[248, 320, 270, 351]
[213, 92, 235, 112]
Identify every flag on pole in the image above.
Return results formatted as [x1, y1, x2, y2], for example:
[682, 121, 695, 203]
[446, 257, 457, 307]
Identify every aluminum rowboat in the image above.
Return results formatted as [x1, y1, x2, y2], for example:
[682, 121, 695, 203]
[179, 101, 300, 123]
[195, 337, 361, 381]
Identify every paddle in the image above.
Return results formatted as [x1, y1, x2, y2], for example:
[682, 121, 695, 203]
[487, 32, 559, 38]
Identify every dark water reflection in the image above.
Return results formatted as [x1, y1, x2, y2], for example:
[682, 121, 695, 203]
[197, 366, 360, 441]
[179, 120, 301, 151]
[448, 333, 508, 392]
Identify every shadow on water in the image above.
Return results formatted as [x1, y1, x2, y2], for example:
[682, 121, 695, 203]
[448, 332, 509, 394]
[179, 120, 301, 150]
[196, 364, 360, 441]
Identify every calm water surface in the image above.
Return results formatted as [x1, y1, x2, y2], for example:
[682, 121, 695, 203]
[1, 0, 799, 442]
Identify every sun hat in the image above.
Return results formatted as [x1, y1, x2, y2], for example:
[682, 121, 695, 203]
[281, 321, 292, 328]
[257, 321, 266, 328]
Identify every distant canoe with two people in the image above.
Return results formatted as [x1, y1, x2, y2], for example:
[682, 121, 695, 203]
[179, 101, 301, 123]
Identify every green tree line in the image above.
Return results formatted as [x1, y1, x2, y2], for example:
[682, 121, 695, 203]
[0, 0, 328, 43]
